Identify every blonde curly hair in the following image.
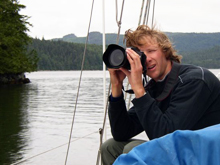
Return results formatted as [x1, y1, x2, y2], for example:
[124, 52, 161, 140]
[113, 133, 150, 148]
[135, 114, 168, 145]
[124, 25, 182, 63]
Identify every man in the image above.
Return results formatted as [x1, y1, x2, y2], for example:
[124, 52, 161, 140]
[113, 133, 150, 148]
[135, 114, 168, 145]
[101, 25, 220, 165]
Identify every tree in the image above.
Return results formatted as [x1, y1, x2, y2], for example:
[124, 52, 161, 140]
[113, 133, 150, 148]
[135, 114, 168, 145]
[0, 0, 38, 74]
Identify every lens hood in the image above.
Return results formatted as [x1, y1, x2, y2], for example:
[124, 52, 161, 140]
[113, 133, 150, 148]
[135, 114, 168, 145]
[103, 44, 130, 69]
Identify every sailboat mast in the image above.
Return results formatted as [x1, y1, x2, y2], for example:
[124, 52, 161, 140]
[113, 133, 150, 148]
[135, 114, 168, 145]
[102, 0, 107, 141]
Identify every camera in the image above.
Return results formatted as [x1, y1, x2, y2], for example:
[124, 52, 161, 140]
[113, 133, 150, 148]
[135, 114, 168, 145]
[103, 44, 146, 70]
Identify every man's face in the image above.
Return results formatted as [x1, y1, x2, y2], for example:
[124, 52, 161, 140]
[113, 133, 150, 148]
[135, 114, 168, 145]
[138, 43, 172, 81]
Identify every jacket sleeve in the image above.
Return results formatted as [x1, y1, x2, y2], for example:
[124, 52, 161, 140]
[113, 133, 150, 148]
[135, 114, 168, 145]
[132, 79, 213, 140]
[108, 97, 144, 141]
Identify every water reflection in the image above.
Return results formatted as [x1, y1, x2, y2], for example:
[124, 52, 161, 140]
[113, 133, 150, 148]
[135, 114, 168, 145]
[0, 85, 32, 164]
[1, 70, 218, 165]
[5, 71, 109, 165]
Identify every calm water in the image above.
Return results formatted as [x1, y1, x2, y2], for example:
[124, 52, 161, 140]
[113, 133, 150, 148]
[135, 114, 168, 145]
[0, 70, 220, 165]
[0, 71, 113, 165]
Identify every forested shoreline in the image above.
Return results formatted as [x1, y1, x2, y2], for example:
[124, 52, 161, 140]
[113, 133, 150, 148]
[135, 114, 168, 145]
[29, 32, 220, 70]
[28, 39, 103, 70]
[0, 0, 38, 84]
[1, 0, 220, 85]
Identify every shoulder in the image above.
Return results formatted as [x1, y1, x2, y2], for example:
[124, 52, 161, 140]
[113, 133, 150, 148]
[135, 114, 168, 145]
[178, 64, 216, 82]
[177, 64, 220, 91]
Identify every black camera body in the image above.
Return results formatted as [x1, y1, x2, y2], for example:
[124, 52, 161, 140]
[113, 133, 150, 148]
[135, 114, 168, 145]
[103, 44, 146, 70]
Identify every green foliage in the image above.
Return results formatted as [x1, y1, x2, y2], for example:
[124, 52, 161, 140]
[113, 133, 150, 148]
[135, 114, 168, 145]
[0, 0, 38, 74]
[28, 39, 103, 70]
[50, 32, 220, 69]
[181, 46, 220, 68]
[167, 32, 220, 52]
[29, 37, 220, 70]
[53, 32, 220, 53]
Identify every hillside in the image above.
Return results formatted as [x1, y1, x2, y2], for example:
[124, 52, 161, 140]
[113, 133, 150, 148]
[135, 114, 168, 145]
[30, 32, 220, 70]
[54, 32, 220, 53]
[28, 39, 103, 70]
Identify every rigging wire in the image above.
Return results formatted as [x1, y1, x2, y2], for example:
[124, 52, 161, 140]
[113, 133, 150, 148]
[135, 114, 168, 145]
[96, 83, 111, 165]
[96, 1, 125, 165]
[115, 0, 125, 44]
[125, 0, 148, 108]
[11, 131, 98, 165]
[11, 1, 157, 165]
[142, 0, 148, 24]
[143, 0, 149, 25]
[64, 0, 95, 164]
[96, 1, 156, 164]
[125, 0, 152, 107]
[151, 0, 156, 27]
[145, 0, 151, 25]
[138, 0, 146, 26]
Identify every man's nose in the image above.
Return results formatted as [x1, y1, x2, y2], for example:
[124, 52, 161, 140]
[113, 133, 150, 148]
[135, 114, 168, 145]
[146, 54, 152, 62]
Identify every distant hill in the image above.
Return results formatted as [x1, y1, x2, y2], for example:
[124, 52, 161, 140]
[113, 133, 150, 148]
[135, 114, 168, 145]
[28, 39, 103, 70]
[53, 32, 220, 53]
[29, 32, 220, 70]
[53, 32, 124, 47]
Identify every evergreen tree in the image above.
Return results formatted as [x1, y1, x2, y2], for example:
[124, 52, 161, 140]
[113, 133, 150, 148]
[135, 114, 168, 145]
[0, 0, 38, 74]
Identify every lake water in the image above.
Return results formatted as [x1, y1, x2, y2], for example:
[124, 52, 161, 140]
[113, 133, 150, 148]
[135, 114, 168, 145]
[1, 70, 220, 165]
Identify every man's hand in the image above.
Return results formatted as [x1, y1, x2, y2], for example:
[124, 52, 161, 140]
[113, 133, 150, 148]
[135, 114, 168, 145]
[109, 68, 126, 97]
[120, 48, 145, 98]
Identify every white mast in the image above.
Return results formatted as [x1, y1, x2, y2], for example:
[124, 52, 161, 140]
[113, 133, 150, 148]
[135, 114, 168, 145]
[102, 0, 107, 141]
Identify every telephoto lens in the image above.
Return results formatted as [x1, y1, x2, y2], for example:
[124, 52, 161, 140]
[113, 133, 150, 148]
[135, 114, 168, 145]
[103, 44, 146, 70]
[103, 44, 130, 69]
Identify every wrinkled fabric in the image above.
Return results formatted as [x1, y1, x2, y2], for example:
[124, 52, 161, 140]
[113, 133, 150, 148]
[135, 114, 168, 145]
[113, 124, 220, 165]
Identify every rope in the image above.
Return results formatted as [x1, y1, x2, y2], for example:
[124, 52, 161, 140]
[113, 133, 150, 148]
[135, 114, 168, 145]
[64, 0, 95, 164]
[151, 0, 156, 27]
[124, 80, 130, 101]
[124, 0, 145, 105]
[96, 1, 125, 164]
[147, 0, 152, 25]
[96, 83, 111, 165]
[115, 0, 125, 43]
[138, 0, 146, 25]
[142, 0, 148, 24]
[11, 131, 98, 165]
[12, 1, 157, 165]
[96, 1, 156, 164]
[143, 0, 149, 25]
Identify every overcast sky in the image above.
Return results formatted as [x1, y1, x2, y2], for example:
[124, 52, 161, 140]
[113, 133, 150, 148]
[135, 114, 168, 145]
[19, 0, 220, 40]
